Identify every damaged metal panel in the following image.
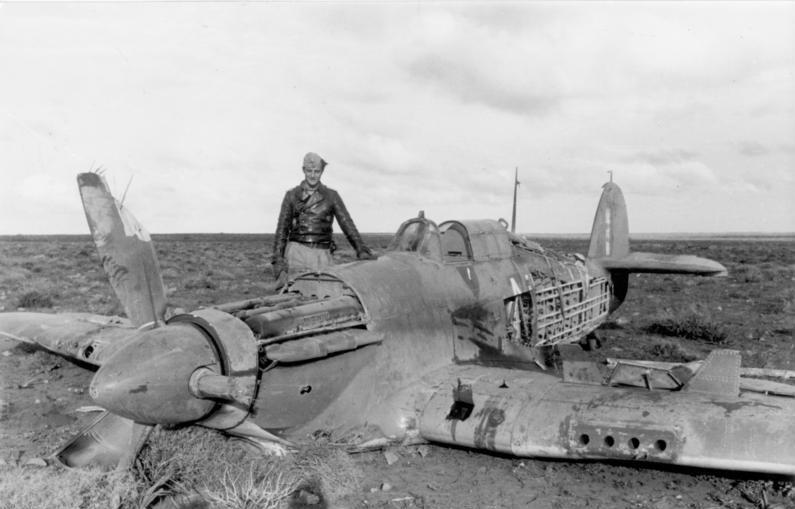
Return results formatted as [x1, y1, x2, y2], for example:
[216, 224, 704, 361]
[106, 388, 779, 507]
[244, 295, 365, 339]
[532, 276, 611, 346]
[264, 329, 383, 363]
[419, 376, 535, 453]
[606, 363, 684, 390]
[417, 364, 795, 475]
[684, 349, 741, 396]
[565, 419, 680, 461]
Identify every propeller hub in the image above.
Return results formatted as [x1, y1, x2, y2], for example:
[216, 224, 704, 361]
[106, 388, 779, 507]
[90, 322, 220, 424]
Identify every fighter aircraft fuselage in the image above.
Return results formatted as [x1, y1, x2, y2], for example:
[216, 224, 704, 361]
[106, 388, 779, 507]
[249, 222, 614, 436]
[4, 173, 793, 478]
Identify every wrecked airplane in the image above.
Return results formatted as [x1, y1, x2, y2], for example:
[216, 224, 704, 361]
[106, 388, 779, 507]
[0, 172, 793, 478]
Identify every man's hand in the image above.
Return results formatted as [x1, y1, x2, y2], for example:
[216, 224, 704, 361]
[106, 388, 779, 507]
[271, 259, 288, 288]
[357, 247, 377, 261]
[275, 270, 288, 289]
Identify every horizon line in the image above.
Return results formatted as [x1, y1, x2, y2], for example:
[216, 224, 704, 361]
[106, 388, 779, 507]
[1, 231, 793, 238]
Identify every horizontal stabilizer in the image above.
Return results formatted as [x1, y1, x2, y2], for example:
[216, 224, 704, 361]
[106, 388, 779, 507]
[595, 252, 727, 276]
[0, 312, 133, 366]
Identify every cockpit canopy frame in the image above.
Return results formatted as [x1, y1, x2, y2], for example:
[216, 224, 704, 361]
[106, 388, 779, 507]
[388, 214, 514, 263]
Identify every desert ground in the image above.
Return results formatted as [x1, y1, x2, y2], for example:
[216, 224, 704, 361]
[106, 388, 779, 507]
[1, 232, 793, 508]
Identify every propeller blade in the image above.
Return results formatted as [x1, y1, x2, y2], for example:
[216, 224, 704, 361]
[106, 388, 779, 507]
[53, 411, 153, 471]
[77, 172, 167, 327]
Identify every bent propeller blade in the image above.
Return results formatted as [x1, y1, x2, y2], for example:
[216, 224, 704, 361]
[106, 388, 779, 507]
[54, 411, 153, 471]
[77, 172, 166, 327]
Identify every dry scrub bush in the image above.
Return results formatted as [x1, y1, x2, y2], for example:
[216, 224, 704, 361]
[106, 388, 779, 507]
[644, 311, 728, 344]
[135, 427, 302, 508]
[647, 341, 698, 363]
[0, 264, 31, 283]
[732, 264, 764, 283]
[133, 426, 363, 508]
[183, 276, 218, 290]
[0, 465, 140, 509]
[16, 290, 54, 309]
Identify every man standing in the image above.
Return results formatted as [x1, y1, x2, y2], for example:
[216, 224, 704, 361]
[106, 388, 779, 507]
[271, 152, 375, 285]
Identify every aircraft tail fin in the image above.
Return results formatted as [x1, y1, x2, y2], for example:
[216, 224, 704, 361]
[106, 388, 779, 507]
[587, 182, 629, 259]
[587, 181, 727, 277]
[77, 172, 167, 328]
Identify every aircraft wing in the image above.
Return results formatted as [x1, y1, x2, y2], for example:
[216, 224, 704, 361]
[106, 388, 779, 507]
[0, 312, 134, 367]
[414, 352, 795, 476]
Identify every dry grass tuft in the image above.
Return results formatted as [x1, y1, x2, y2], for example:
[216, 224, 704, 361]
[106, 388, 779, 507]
[294, 446, 364, 503]
[202, 462, 297, 509]
[16, 290, 54, 309]
[0, 464, 140, 509]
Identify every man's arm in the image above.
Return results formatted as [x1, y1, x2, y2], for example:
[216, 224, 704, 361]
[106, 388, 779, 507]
[272, 191, 293, 275]
[330, 190, 375, 259]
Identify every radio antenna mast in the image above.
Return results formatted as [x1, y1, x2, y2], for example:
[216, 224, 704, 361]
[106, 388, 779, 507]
[511, 167, 520, 233]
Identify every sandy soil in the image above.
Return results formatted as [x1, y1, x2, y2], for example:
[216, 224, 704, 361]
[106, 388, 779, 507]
[1, 234, 793, 508]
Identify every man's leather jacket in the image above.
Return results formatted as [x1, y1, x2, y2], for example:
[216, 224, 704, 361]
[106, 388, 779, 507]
[272, 182, 369, 264]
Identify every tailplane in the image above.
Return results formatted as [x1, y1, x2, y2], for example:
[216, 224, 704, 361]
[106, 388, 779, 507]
[587, 181, 727, 277]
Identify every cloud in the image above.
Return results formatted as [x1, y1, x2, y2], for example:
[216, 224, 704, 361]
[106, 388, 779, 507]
[623, 149, 700, 166]
[0, 2, 793, 234]
[399, 8, 565, 117]
[736, 141, 795, 158]
[737, 141, 770, 158]
[406, 55, 560, 116]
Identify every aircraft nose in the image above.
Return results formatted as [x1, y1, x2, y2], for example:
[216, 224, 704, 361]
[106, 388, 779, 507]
[90, 323, 220, 424]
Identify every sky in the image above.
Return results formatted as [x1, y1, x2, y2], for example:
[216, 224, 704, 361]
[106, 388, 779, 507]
[0, 1, 793, 235]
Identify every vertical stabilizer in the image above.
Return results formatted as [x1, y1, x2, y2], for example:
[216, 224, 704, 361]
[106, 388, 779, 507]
[588, 182, 629, 259]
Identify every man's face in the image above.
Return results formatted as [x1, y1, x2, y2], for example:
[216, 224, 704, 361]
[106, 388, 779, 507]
[303, 166, 323, 187]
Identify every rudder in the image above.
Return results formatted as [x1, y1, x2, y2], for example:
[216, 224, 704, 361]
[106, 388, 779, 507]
[588, 182, 629, 259]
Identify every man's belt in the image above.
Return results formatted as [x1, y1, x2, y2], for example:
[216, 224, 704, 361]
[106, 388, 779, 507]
[290, 239, 331, 249]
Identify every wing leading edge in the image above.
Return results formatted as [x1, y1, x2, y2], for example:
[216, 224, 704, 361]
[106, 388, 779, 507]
[0, 312, 134, 367]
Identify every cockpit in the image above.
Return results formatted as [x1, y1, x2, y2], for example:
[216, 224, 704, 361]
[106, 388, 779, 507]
[387, 212, 515, 263]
